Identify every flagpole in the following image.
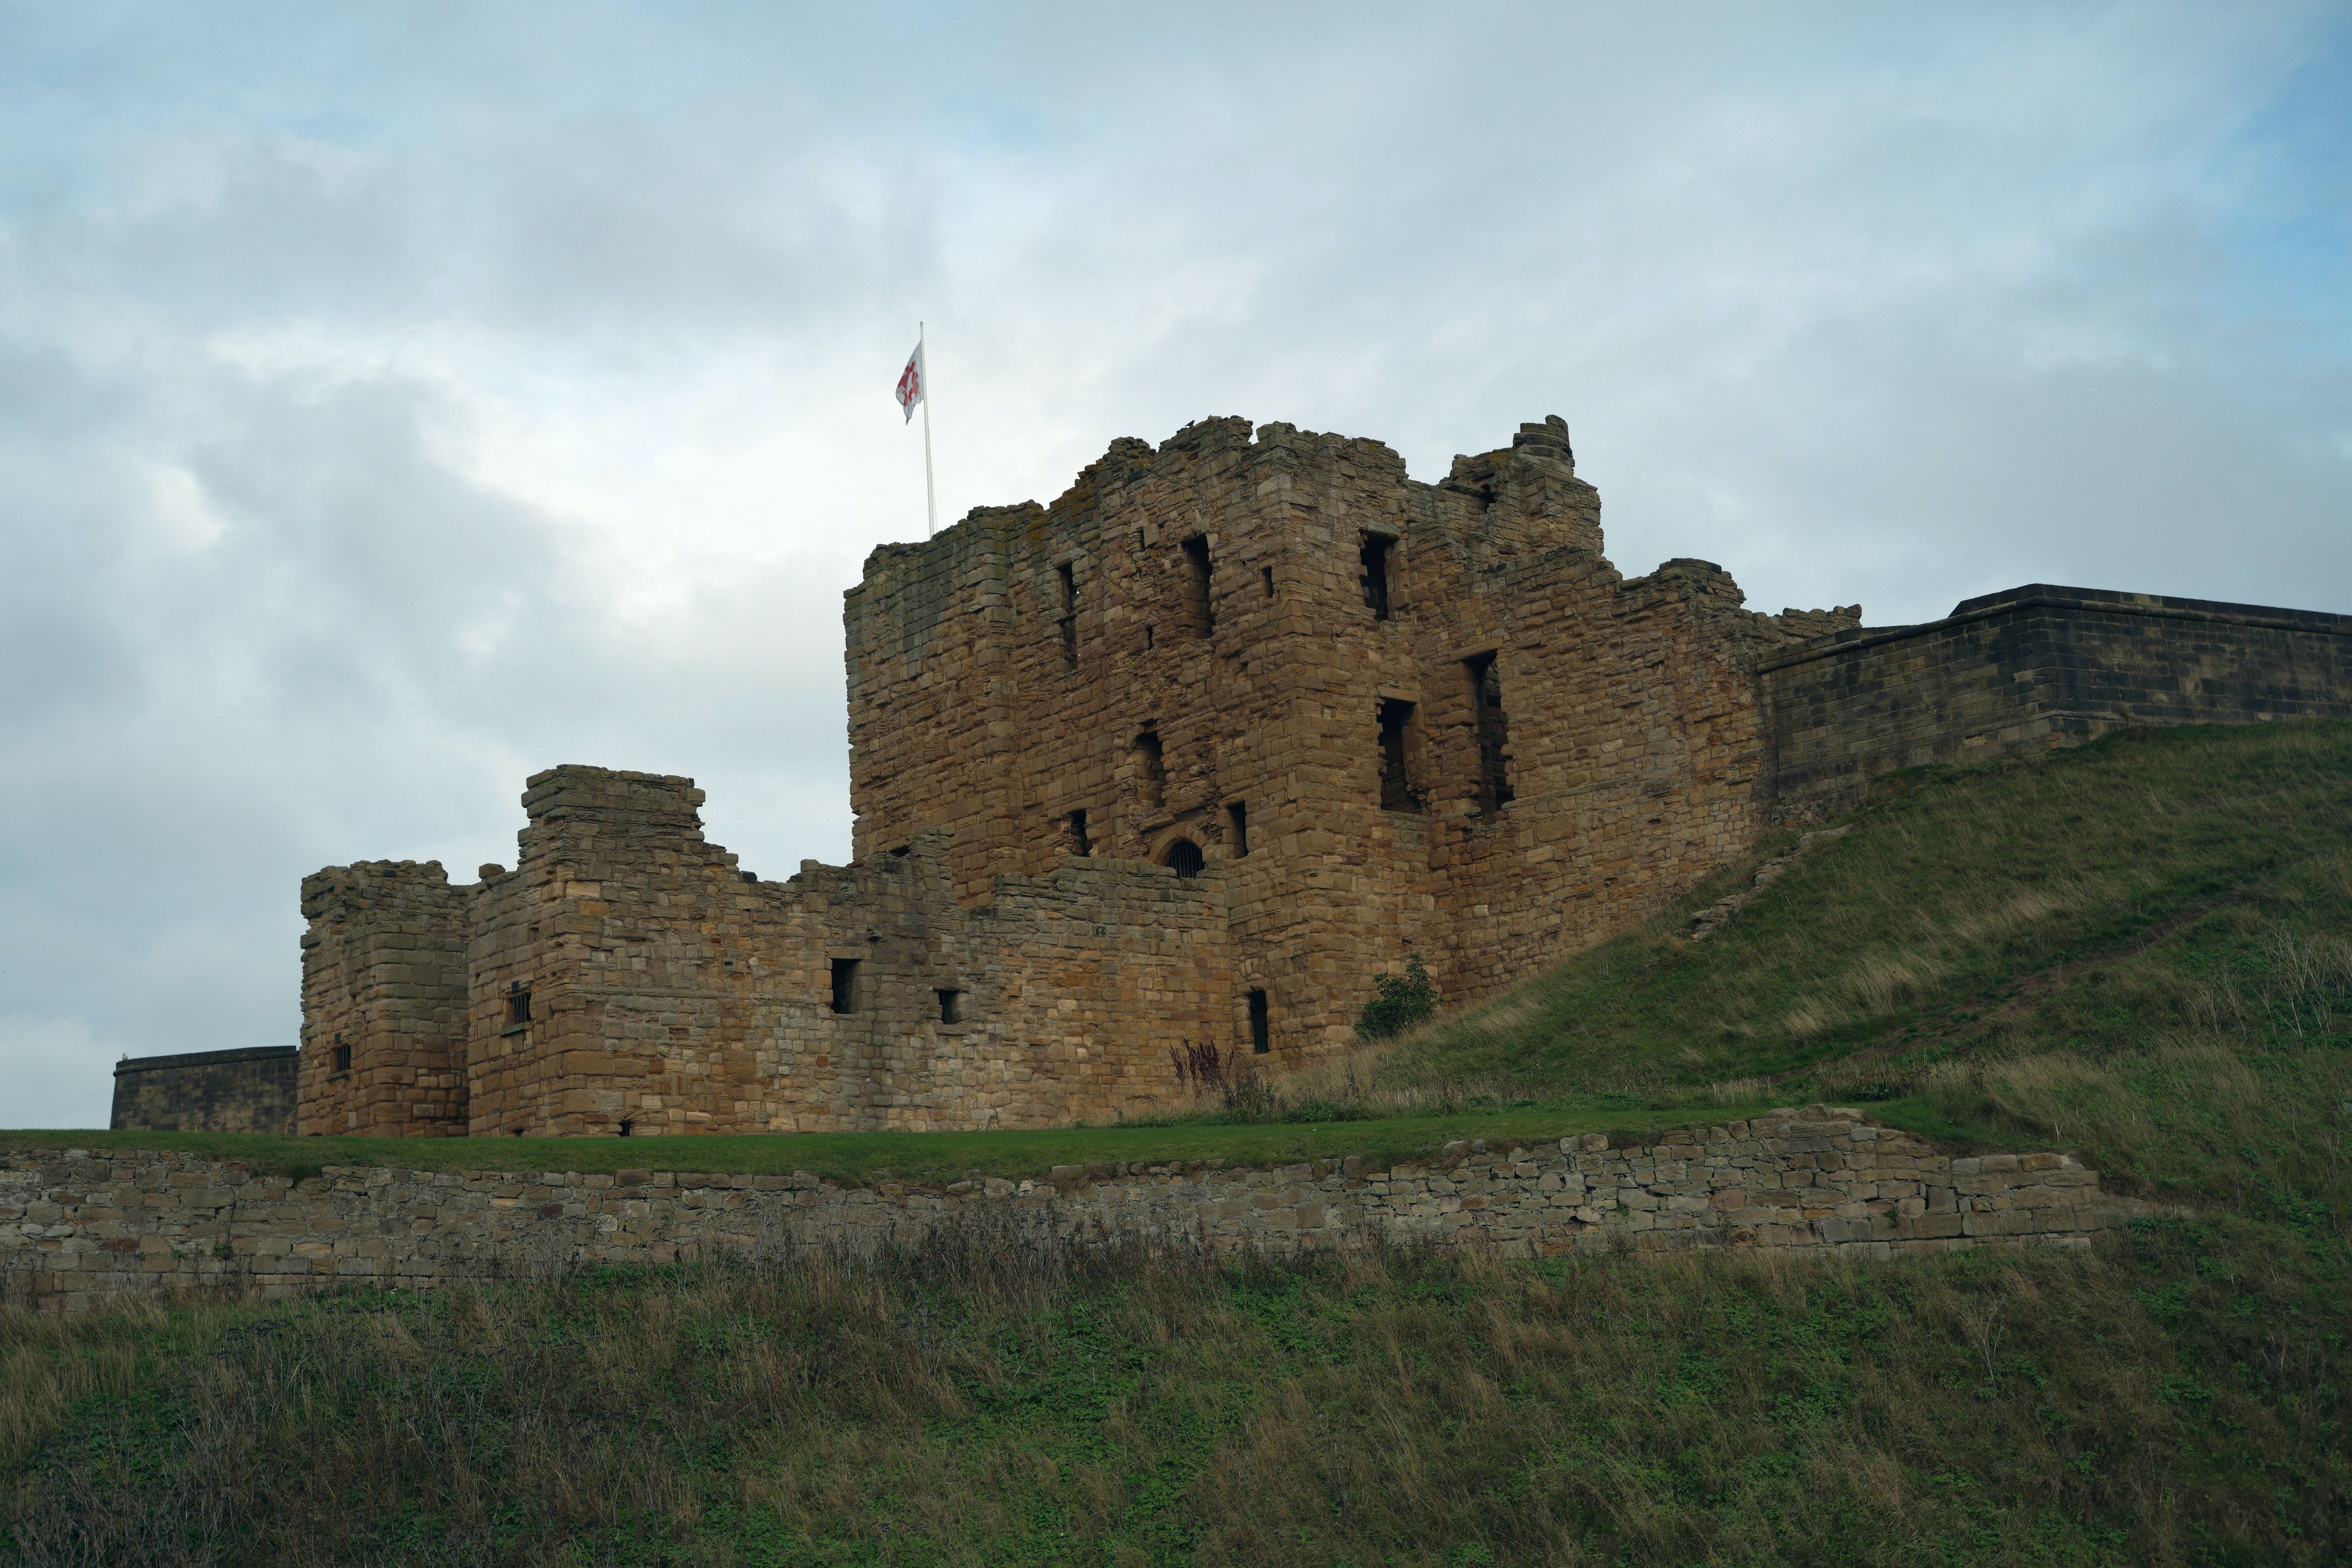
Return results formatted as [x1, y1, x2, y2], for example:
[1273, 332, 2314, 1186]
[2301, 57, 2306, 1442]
[919, 321, 937, 539]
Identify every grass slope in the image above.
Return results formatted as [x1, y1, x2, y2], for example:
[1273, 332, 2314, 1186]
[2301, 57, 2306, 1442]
[1387, 719, 2352, 1229]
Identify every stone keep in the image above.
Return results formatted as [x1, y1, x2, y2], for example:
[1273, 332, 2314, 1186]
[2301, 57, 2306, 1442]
[295, 415, 2352, 1139]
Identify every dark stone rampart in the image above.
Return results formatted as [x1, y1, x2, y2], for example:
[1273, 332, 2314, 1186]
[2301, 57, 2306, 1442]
[1761, 584, 2352, 818]
[109, 1047, 298, 1134]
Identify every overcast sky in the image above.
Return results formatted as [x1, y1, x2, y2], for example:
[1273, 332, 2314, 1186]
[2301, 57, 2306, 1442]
[5, 3, 2348, 1127]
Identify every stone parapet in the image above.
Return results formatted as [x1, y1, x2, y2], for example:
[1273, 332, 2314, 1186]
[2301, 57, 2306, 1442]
[110, 1047, 298, 1134]
[1761, 584, 2352, 819]
[2, 1109, 2137, 1312]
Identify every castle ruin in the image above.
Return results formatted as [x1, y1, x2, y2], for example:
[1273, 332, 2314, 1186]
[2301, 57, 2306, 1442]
[282, 415, 2352, 1140]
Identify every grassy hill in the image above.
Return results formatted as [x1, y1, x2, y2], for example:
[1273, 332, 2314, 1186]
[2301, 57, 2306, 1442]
[1372, 718, 2352, 1232]
[5, 720, 2348, 1566]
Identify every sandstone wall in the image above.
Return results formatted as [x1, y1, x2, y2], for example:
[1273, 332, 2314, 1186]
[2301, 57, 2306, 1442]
[843, 416, 1854, 1059]
[1763, 585, 2352, 818]
[324, 766, 1233, 1139]
[109, 1048, 298, 1134]
[4, 1110, 2132, 1312]
[299, 863, 469, 1136]
[1421, 556, 1804, 1003]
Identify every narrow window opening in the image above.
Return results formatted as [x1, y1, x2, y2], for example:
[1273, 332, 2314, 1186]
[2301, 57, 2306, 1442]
[1378, 700, 1419, 811]
[1066, 808, 1091, 857]
[1359, 534, 1393, 620]
[1136, 728, 1165, 809]
[829, 958, 860, 1015]
[1145, 624, 1154, 651]
[1181, 535, 1213, 636]
[936, 988, 961, 1025]
[1055, 561, 1078, 672]
[618, 1118, 633, 1137]
[333, 1043, 351, 1073]
[1261, 565, 1275, 599]
[1467, 652, 1515, 813]
[1226, 801, 1249, 858]
[505, 984, 531, 1026]
[1164, 839, 1205, 878]
[1248, 989, 1270, 1054]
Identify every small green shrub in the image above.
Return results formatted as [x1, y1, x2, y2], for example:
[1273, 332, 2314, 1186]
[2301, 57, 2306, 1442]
[1356, 953, 1438, 1041]
[1280, 1099, 1372, 1123]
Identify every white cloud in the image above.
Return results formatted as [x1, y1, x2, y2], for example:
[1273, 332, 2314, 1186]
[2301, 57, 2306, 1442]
[145, 462, 229, 551]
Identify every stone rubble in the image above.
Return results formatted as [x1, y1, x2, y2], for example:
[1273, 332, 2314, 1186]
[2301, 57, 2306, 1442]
[1686, 827, 1851, 941]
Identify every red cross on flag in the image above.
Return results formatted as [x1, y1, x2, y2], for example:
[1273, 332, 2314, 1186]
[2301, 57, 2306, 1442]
[895, 341, 925, 423]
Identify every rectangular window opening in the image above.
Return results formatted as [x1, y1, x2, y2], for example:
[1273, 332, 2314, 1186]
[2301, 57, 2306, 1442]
[1466, 652, 1515, 814]
[1248, 989, 1270, 1055]
[1226, 800, 1249, 858]
[1378, 699, 1418, 811]
[1136, 728, 1165, 809]
[1359, 534, 1393, 621]
[1066, 808, 1091, 858]
[1261, 564, 1275, 599]
[1181, 535, 1213, 636]
[936, 988, 961, 1025]
[333, 1043, 351, 1073]
[830, 958, 861, 1015]
[1055, 561, 1078, 672]
[505, 986, 531, 1026]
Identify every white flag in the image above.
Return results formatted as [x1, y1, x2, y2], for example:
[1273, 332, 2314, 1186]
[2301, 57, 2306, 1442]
[895, 341, 925, 423]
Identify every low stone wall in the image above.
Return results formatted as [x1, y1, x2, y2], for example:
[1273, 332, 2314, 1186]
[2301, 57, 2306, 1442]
[2, 1108, 2134, 1312]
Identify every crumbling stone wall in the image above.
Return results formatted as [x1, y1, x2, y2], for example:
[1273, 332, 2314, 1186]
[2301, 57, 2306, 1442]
[3, 1110, 2135, 1312]
[109, 1048, 298, 1134]
[299, 864, 468, 1136]
[1763, 585, 2352, 818]
[328, 765, 1232, 1140]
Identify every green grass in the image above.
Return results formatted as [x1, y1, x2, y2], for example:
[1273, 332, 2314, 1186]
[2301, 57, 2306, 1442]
[5, 1210, 2345, 1566]
[0, 1100, 1784, 1189]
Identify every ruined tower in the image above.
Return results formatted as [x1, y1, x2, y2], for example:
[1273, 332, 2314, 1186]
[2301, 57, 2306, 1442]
[842, 414, 1850, 1059]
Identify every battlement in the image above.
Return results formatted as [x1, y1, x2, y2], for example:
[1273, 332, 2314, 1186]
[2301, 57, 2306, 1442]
[300, 858, 453, 918]
[521, 765, 710, 831]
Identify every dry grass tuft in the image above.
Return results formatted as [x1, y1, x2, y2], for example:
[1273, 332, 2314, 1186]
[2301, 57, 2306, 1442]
[5, 1213, 2345, 1565]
